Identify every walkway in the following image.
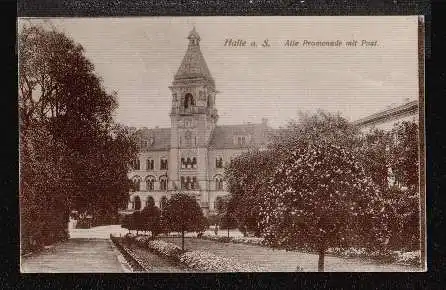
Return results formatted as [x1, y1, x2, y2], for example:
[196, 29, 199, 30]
[21, 238, 126, 273]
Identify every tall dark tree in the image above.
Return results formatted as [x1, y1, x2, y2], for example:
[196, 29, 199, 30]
[19, 24, 137, 251]
[161, 193, 207, 250]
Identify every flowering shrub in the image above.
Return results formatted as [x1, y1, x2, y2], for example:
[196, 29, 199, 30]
[134, 234, 152, 246]
[147, 240, 184, 259]
[200, 233, 265, 246]
[179, 250, 265, 272]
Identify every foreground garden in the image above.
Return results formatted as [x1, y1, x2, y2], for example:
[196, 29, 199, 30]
[112, 232, 420, 272]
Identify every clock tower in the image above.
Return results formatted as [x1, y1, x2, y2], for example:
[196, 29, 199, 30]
[168, 27, 218, 206]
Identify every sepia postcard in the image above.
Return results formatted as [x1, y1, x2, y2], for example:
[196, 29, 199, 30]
[18, 16, 425, 273]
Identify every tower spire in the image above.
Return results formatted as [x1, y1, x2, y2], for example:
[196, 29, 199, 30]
[174, 27, 214, 86]
[187, 26, 200, 46]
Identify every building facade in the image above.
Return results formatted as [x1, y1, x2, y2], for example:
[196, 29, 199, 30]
[126, 28, 271, 215]
[353, 99, 419, 133]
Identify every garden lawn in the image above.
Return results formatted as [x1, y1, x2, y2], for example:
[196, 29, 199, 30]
[158, 237, 422, 272]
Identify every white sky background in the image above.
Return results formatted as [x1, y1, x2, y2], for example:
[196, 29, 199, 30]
[19, 16, 420, 129]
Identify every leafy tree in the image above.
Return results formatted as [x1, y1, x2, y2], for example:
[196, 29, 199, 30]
[260, 140, 389, 272]
[161, 193, 206, 250]
[140, 198, 162, 237]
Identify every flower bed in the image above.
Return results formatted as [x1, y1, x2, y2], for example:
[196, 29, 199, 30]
[147, 240, 184, 259]
[125, 234, 265, 272]
[200, 233, 264, 246]
[327, 247, 421, 266]
[179, 250, 265, 272]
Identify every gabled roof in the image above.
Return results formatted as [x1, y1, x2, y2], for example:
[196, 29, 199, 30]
[136, 127, 170, 151]
[173, 27, 215, 86]
[208, 123, 273, 149]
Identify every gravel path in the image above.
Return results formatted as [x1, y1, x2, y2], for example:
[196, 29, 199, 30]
[159, 237, 422, 272]
[21, 238, 125, 273]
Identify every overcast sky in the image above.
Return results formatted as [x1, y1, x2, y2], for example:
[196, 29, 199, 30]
[20, 16, 420, 129]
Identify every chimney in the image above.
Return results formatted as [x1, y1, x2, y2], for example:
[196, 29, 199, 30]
[261, 118, 268, 126]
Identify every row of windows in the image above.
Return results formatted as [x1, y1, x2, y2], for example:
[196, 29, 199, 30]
[181, 157, 197, 169]
[132, 158, 168, 171]
[181, 176, 198, 190]
[131, 176, 168, 192]
[131, 177, 224, 192]
[132, 157, 232, 171]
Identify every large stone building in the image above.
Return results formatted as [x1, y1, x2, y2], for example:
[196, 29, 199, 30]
[126, 28, 271, 215]
[124, 27, 421, 216]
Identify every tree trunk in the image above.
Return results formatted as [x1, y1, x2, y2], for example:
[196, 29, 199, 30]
[318, 248, 325, 272]
[182, 230, 185, 251]
[227, 227, 230, 238]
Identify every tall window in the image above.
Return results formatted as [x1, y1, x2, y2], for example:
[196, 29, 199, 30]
[160, 159, 168, 170]
[160, 176, 168, 191]
[215, 176, 224, 191]
[192, 177, 197, 189]
[147, 159, 154, 170]
[146, 176, 155, 192]
[133, 158, 141, 170]
[184, 93, 195, 109]
[131, 176, 141, 191]
[216, 157, 223, 168]
[192, 157, 197, 169]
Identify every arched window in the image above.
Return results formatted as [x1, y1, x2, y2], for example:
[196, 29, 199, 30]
[134, 196, 141, 210]
[184, 93, 194, 109]
[192, 157, 197, 169]
[146, 176, 155, 192]
[160, 176, 168, 191]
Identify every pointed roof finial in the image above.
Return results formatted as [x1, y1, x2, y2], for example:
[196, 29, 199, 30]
[188, 26, 200, 42]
